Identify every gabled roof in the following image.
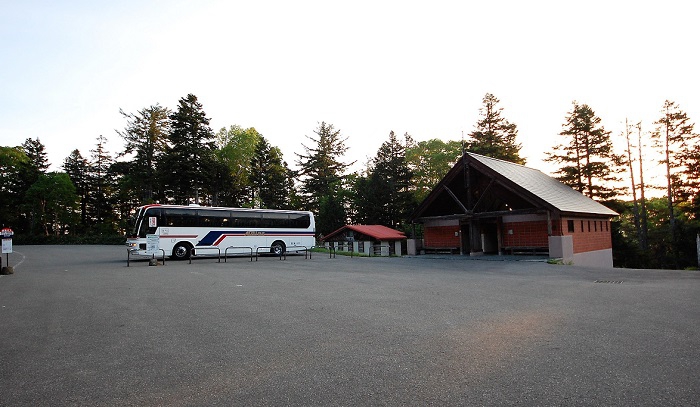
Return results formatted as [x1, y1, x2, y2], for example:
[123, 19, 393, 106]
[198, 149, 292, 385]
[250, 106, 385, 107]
[410, 152, 618, 221]
[469, 153, 618, 216]
[322, 225, 407, 241]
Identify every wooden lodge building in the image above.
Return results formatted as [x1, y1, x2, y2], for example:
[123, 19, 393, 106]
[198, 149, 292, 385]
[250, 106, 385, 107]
[408, 152, 618, 268]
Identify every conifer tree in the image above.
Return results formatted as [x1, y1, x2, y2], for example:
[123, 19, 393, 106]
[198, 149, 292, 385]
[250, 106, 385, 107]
[20, 138, 49, 185]
[63, 149, 91, 230]
[651, 100, 698, 265]
[652, 100, 698, 205]
[89, 135, 115, 230]
[295, 122, 352, 217]
[116, 104, 170, 203]
[546, 101, 621, 200]
[353, 131, 415, 228]
[18, 138, 50, 232]
[467, 93, 525, 164]
[160, 94, 216, 204]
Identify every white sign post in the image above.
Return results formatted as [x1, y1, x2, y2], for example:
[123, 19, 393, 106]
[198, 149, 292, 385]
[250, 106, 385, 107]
[1, 227, 13, 274]
[1, 238, 11, 254]
[146, 234, 160, 266]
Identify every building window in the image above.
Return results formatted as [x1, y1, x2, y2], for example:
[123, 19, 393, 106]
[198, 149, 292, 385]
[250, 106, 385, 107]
[588, 221, 591, 232]
[567, 220, 575, 233]
[605, 221, 609, 231]
[594, 221, 597, 232]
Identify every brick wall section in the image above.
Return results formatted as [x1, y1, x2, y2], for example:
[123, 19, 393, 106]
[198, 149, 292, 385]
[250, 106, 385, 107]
[425, 218, 612, 253]
[424, 225, 460, 248]
[502, 221, 549, 248]
[563, 219, 612, 253]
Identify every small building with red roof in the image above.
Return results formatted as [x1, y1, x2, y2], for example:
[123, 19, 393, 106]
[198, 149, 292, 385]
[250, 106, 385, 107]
[321, 225, 407, 256]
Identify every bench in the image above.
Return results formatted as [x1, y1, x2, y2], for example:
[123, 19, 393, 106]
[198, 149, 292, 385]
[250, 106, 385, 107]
[421, 247, 459, 255]
[503, 246, 549, 255]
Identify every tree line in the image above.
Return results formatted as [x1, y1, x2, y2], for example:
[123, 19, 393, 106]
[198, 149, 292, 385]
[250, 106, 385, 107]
[1, 93, 698, 269]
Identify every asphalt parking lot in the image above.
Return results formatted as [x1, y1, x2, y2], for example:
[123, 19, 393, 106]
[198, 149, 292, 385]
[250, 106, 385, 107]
[1, 245, 699, 406]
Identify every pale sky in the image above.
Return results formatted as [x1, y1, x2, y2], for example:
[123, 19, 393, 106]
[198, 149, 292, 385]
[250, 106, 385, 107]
[2, 0, 698, 183]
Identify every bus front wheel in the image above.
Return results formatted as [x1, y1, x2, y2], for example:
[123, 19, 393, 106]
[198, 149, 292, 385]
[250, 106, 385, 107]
[172, 242, 192, 260]
[271, 241, 286, 256]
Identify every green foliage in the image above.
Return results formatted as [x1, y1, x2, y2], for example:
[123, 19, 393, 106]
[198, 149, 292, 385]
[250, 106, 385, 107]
[0, 146, 30, 229]
[546, 101, 622, 200]
[317, 188, 347, 236]
[466, 93, 525, 164]
[24, 172, 79, 236]
[405, 138, 462, 202]
[213, 125, 262, 207]
[610, 197, 699, 269]
[249, 137, 291, 209]
[352, 131, 416, 229]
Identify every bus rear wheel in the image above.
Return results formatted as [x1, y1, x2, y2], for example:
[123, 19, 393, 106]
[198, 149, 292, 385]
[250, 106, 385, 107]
[270, 241, 286, 256]
[172, 242, 192, 260]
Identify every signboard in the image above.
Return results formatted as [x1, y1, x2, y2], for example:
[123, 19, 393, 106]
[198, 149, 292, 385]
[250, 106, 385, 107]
[1, 238, 11, 254]
[149, 217, 158, 228]
[1, 228, 13, 254]
[146, 234, 160, 255]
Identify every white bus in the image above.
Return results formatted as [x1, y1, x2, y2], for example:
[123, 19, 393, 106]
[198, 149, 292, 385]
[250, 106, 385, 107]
[126, 204, 316, 259]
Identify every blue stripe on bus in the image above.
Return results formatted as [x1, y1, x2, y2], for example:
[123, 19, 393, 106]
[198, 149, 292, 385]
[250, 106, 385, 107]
[196, 230, 315, 246]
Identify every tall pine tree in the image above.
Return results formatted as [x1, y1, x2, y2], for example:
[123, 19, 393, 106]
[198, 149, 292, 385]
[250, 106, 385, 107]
[63, 149, 91, 230]
[89, 135, 116, 231]
[467, 93, 525, 164]
[295, 122, 353, 218]
[116, 104, 170, 203]
[160, 94, 216, 204]
[353, 131, 415, 228]
[651, 100, 698, 266]
[546, 101, 621, 200]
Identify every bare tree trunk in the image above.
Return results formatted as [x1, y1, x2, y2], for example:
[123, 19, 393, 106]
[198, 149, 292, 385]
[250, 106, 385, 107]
[637, 123, 649, 251]
[624, 119, 642, 247]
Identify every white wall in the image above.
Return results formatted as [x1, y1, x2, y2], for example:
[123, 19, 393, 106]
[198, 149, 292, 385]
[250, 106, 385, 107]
[572, 248, 614, 268]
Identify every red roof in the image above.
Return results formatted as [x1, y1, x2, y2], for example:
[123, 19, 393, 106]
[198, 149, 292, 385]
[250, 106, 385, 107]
[322, 224, 406, 241]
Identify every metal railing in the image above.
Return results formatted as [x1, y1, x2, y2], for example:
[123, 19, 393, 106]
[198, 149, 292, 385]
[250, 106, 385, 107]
[286, 246, 311, 259]
[224, 246, 254, 262]
[253, 246, 311, 261]
[189, 247, 221, 264]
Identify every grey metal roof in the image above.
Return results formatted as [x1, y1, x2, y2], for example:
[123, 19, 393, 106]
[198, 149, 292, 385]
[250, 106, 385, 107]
[468, 153, 618, 216]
